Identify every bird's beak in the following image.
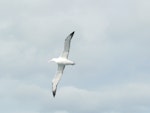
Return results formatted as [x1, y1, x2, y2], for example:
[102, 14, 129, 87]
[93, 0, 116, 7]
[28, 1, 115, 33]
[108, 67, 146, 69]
[48, 58, 52, 63]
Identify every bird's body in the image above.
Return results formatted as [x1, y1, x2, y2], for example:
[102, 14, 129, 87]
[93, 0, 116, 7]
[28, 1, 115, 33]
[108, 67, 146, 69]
[48, 31, 75, 97]
[51, 57, 75, 65]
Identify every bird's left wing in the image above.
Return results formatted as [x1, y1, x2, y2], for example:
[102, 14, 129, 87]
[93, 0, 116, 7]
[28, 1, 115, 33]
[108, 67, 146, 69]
[61, 31, 75, 58]
[52, 64, 65, 97]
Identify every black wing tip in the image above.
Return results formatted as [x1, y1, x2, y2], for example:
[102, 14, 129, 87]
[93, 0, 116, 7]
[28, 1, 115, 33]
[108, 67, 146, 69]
[53, 90, 56, 97]
[70, 31, 75, 36]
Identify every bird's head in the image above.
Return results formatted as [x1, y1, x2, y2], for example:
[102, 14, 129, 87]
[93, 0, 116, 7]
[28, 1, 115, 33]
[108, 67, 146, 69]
[48, 58, 57, 63]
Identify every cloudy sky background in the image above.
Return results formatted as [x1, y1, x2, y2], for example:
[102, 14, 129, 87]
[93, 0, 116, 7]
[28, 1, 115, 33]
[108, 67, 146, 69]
[0, 0, 150, 113]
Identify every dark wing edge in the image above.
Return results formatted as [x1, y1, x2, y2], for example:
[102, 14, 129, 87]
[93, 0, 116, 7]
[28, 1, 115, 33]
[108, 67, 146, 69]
[52, 65, 65, 97]
[53, 89, 56, 97]
[61, 31, 75, 58]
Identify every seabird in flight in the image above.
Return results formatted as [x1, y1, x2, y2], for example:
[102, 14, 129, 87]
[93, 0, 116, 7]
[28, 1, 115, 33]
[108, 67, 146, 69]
[48, 31, 75, 97]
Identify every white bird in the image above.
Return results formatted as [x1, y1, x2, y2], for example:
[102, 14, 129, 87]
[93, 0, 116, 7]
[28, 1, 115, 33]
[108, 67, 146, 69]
[48, 31, 75, 97]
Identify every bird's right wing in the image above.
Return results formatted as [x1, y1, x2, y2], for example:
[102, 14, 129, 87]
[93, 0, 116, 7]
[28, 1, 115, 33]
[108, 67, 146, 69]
[52, 64, 65, 97]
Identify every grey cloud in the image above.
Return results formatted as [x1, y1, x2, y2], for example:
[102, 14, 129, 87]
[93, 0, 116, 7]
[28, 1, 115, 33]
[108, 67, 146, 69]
[1, 78, 150, 113]
[0, 0, 150, 113]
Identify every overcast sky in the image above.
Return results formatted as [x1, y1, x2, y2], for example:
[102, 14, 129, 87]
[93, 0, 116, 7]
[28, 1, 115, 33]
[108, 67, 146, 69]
[0, 0, 150, 113]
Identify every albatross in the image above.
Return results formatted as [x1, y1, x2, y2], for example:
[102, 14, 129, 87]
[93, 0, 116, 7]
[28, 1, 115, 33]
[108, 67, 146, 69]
[48, 31, 75, 97]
